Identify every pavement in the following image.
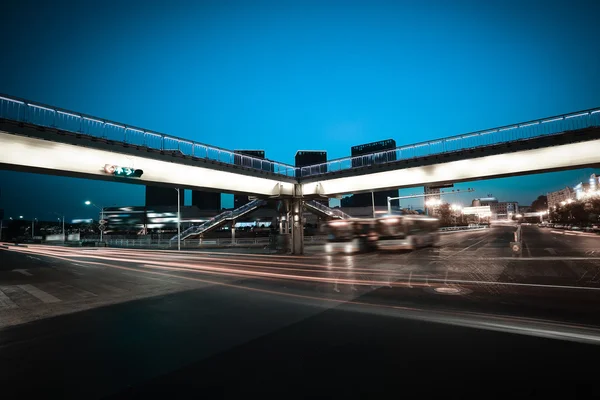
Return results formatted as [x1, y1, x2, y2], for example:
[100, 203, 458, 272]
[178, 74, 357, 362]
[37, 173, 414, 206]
[1, 224, 600, 398]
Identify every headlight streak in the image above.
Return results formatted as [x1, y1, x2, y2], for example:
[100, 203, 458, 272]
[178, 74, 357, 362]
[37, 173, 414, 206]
[4, 245, 600, 345]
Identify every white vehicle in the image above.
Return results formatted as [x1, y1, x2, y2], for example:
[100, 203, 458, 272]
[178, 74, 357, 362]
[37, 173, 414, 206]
[323, 219, 378, 254]
[375, 215, 440, 250]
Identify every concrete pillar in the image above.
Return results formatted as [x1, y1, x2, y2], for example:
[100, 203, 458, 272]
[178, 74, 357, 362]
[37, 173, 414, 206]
[291, 197, 304, 255]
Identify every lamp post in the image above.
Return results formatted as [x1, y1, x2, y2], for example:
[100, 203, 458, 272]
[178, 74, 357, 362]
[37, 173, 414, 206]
[32, 218, 37, 239]
[174, 188, 181, 251]
[85, 201, 104, 242]
[54, 213, 65, 243]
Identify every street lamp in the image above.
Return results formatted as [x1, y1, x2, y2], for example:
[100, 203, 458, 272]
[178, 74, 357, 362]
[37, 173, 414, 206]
[85, 200, 105, 242]
[54, 212, 65, 243]
[32, 217, 37, 239]
[174, 188, 181, 251]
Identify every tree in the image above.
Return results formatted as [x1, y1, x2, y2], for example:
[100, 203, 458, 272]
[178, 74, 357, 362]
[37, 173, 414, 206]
[531, 195, 548, 211]
[437, 203, 453, 227]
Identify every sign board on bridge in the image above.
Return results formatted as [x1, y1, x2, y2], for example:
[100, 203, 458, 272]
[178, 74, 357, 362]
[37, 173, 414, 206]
[462, 206, 492, 216]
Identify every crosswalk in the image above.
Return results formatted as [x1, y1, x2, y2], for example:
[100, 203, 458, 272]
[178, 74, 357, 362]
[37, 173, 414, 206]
[0, 281, 131, 310]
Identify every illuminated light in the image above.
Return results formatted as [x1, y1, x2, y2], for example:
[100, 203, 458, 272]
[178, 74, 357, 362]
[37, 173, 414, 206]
[84, 201, 91, 205]
[565, 113, 588, 119]
[329, 221, 348, 226]
[104, 164, 115, 174]
[541, 117, 563, 124]
[345, 244, 353, 253]
[560, 201, 566, 206]
[591, 110, 600, 114]
[145, 132, 163, 138]
[0, 96, 25, 104]
[29, 104, 55, 112]
[381, 218, 400, 224]
[499, 126, 517, 131]
[125, 127, 144, 134]
[515, 214, 523, 218]
[479, 130, 497, 135]
[105, 122, 125, 129]
[83, 116, 104, 124]
[461, 134, 479, 139]
[57, 110, 79, 118]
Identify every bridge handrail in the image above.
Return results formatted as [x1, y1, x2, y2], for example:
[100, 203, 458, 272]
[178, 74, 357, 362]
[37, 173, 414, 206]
[299, 107, 600, 177]
[0, 93, 297, 178]
[305, 200, 352, 219]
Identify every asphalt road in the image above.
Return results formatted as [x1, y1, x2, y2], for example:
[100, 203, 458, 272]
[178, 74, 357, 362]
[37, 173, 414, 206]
[1, 225, 600, 398]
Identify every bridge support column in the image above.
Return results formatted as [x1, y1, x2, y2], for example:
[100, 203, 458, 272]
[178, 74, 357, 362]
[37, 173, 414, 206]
[291, 196, 304, 255]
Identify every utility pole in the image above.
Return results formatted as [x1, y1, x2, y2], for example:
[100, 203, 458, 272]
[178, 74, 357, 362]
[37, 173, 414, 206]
[371, 191, 376, 218]
[175, 188, 181, 251]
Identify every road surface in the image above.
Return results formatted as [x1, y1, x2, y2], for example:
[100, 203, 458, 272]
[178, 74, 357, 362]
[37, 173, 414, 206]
[1, 224, 600, 398]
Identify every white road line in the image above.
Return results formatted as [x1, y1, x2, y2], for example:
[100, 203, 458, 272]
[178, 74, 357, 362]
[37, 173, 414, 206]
[17, 284, 61, 303]
[0, 289, 18, 309]
[12, 269, 33, 276]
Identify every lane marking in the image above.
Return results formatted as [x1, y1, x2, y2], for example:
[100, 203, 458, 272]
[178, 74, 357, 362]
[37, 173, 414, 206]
[12, 269, 33, 276]
[0, 289, 18, 309]
[17, 284, 61, 304]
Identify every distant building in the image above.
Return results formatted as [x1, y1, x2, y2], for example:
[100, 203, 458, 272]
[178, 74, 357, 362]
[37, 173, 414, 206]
[472, 197, 498, 207]
[547, 187, 575, 208]
[574, 182, 591, 200]
[145, 186, 184, 207]
[471, 197, 517, 219]
[295, 150, 327, 178]
[192, 191, 221, 210]
[233, 150, 270, 209]
[295, 151, 328, 205]
[347, 139, 398, 207]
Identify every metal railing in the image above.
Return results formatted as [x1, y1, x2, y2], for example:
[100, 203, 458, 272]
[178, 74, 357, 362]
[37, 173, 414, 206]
[305, 200, 352, 219]
[3, 93, 598, 181]
[171, 199, 268, 241]
[102, 235, 327, 248]
[0, 94, 297, 177]
[439, 225, 488, 232]
[300, 107, 600, 177]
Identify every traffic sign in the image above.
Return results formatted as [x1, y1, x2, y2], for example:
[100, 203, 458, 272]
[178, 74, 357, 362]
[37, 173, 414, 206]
[104, 164, 143, 178]
[98, 224, 106, 231]
[99, 219, 107, 225]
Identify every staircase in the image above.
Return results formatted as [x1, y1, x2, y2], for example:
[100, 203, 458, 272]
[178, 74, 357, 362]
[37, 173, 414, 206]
[304, 200, 352, 220]
[171, 199, 267, 241]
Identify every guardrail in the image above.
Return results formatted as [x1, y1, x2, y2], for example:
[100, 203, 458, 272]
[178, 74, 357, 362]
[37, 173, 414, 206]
[4, 93, 597, 181]
[0, 94, 297, 177]
[300, 108, 600, 177]
[101, 235, 327, 248]
[439, 225, 488, 233]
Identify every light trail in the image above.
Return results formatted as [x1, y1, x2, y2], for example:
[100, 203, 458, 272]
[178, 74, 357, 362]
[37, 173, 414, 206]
[7, 246, 600, 346]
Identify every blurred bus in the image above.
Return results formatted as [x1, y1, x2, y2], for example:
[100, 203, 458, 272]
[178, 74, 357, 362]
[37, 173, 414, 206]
[323, 219, 378, 254]
[375, 215, 440, 250]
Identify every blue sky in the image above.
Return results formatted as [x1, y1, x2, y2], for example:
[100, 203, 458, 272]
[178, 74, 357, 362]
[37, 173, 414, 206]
[1, 0, 599, 220]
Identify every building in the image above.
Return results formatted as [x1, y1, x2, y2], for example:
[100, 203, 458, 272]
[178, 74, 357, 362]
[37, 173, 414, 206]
[491, 202, 519, 219]
[347, 139, 398, 207]
[191, 191, 221, 210]
[295, 151, 327, 204]
[471, 197, 517, 219]
[233, 150, 271, 208]
[471, 197, 498, 207]
[145, 186, 184, 207]
[547, 187, 576, 208]
[295, 150, 327, 178]
[574, 182, 591, 200]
